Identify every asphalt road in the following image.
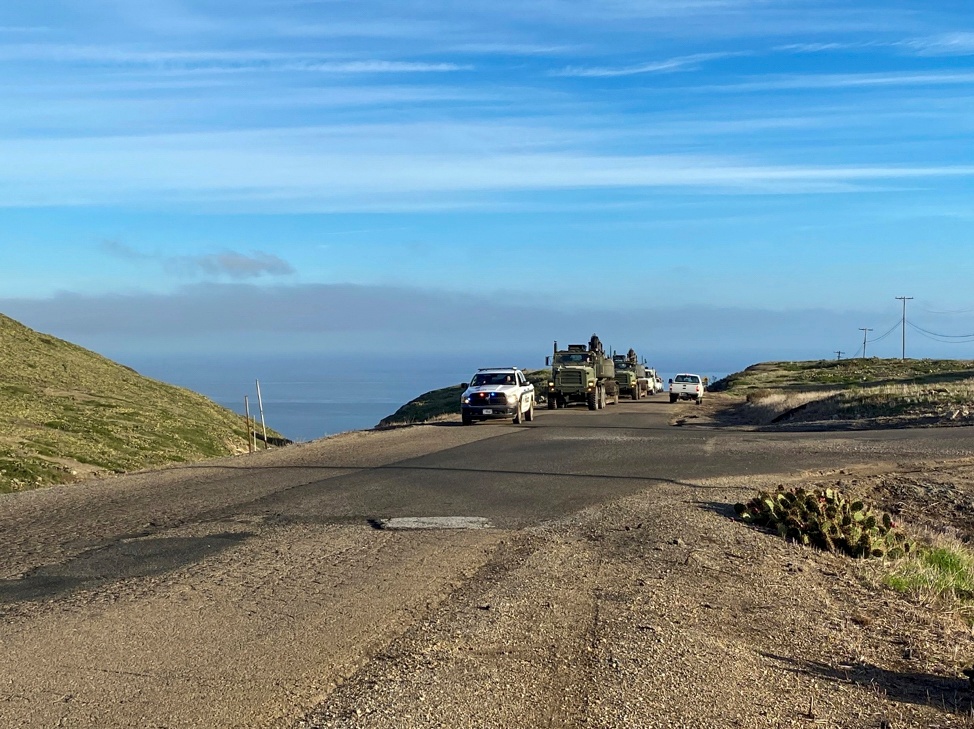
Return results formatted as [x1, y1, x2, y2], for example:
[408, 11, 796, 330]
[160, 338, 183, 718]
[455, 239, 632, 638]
[2, 394, 973, 727]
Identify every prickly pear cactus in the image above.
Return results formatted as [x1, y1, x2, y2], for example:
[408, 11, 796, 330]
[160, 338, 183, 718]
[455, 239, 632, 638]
[733, 486, 911, 559]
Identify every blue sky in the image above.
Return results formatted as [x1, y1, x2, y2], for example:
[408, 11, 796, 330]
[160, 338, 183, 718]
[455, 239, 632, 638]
[2, 0, 974, 368]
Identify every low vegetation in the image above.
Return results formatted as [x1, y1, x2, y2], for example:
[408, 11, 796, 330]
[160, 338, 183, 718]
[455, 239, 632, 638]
[0, 313, 280, 494]
[883, 535, 974, 621]
[711, 358, 974, 427]
[734, 485, 912, 559]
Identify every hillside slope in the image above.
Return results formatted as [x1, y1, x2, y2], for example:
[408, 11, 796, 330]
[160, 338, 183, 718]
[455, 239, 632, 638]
[708, 358, 974, 429]
[0, 313, 272, 493]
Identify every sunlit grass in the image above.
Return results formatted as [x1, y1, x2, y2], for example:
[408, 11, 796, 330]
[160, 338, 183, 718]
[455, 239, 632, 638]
[882, 535, 974, 622]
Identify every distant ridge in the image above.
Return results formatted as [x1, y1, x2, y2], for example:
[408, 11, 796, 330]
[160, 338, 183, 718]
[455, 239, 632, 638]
[0, 313, 280, 493]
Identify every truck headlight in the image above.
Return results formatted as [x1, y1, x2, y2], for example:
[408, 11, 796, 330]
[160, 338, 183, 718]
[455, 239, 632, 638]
[505, 393, 517, 404]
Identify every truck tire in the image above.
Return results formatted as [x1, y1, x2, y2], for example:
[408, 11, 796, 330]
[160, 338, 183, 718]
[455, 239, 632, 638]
[525, 402, 534, 422]
[513, 400, 522, 424]
[547, 396, 557, 410]
[696, 396, 703, 405]
[631, 388, 639, 401]
[587, 391, 598, 410]
[669, 394, 678, 403]
[462, 413, 473, 425]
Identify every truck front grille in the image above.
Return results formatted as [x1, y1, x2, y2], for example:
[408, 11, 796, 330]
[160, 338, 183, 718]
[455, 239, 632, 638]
[557, 370, 585, 387]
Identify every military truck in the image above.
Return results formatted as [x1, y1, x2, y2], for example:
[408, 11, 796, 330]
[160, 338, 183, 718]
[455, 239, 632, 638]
[613, 348, 651, 400]
[546, 334, 619, 410]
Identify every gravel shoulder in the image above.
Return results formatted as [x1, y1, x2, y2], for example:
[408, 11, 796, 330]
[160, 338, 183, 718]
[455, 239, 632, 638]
[298, 458, 974, 729]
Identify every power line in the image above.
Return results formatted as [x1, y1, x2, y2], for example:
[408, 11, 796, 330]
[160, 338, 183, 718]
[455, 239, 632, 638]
[907, 321, 974, 343]
[907, 321, 974, 339]
[867, 320, 901, 344]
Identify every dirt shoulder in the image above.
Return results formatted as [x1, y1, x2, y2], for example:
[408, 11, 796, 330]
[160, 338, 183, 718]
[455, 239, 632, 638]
[297, 457, 974, 729]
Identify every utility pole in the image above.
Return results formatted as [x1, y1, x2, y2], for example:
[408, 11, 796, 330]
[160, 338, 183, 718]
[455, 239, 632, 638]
[835, 350, 844, 361]
[859, 328, 873, 358]
[895, 296, 913, 360]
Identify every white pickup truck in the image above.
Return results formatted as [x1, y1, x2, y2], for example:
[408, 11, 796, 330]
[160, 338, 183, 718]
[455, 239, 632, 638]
[669, 373, 705, 404]
[461, 367, 535, 425]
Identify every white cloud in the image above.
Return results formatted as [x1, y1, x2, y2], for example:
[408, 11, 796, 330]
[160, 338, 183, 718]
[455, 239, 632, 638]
[904, 32, 974, 56]
[2, 126, 974, 211]
[553, 53, 737, 77]
[706, 71, 974, 92]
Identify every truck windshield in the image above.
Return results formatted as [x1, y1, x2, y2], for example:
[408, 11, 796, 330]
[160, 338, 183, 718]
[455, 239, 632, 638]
[675, 375, 700, 383]
[554, 354, 590, 364]
[472, 373, 514, 386]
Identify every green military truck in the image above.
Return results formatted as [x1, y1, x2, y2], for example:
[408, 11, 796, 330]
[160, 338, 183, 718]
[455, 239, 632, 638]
[546, 334, 619, 410]
[613, 348, 651, 400]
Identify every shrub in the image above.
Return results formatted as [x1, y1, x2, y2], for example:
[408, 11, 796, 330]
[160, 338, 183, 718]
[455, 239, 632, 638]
[734, 486, 912, 559]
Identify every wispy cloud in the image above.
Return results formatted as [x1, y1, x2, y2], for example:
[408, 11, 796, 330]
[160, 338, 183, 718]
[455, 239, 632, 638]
[706, 71, 974, 92]
[553, 52, 735, 77]
[168, 251, 295, 278]
[102, 240, 295, 279]
[903, 32, 974, 56]
[0, 44, 470, 74]
[6, 127, 974, 212]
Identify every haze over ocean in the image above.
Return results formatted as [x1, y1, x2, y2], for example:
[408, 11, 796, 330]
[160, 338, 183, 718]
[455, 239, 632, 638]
[118, 350, 739, 442]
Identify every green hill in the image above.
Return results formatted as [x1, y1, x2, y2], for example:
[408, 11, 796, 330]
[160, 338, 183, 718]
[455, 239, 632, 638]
[0, 313, 280, 493]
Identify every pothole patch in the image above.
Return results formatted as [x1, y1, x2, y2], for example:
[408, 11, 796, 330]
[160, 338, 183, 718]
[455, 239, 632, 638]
[374, 516, 492, 530]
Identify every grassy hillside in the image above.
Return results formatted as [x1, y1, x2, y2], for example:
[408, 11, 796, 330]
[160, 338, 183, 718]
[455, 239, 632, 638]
[709, 358, 974, 427]
[378, 369, 550, 427]
[0, 313, 281, 493]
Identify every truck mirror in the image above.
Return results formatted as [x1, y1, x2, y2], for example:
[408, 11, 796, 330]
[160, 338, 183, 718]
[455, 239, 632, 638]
[545, 356, 550, 365]
[460, 383, 467, 389]
[668, 378, 673, 384]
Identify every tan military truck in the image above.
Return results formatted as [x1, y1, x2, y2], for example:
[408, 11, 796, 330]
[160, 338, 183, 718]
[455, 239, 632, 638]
[546, 334, 619, 410]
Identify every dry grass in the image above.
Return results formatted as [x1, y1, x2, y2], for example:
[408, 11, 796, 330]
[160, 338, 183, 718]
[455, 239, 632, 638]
[727, 363, 974, 427]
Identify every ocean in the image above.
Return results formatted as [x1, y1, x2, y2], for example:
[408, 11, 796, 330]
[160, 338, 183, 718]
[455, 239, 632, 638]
[115, 351, 737, 444]
[116, 351, 534, 443]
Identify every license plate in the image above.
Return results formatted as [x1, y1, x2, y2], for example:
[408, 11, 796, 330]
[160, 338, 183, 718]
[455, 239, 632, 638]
[482, 409, 493, 415]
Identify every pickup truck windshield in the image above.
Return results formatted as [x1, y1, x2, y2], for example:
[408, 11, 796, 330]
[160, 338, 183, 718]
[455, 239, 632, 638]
[472, 373, 515, 386]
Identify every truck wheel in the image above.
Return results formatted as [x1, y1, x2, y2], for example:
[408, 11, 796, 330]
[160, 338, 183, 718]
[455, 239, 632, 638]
[632, 388, 639, 401]
[513, 400, 522, 424]
[525, 402, 534, 422]
[462, 413, 473, 425]
[587, 391, 598, 410]
[696, 397, 703, 405]
[669, 394, 678, 403]
[547, 396, 556, 410]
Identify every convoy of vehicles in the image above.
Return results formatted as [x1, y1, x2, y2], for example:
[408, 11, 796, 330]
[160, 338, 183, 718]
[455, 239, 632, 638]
[669, 373, 705, 404]
[613, 349, 651, 400]
[546, 335, 619, 410]
[460, 367, 535, 425]
[459, 334, 708, 423]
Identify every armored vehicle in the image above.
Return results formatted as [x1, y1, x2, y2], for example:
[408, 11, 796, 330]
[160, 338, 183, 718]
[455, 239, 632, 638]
[613, 348, 651, 400]
[546, 334, 619, 410]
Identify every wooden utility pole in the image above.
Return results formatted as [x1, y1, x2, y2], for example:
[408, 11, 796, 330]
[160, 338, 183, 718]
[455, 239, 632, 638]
[859, 328, 873, 358]
[244, 396, 254, 453]
[895, 296, 913, 360]
[835, 351, 844, 361]
[255, 379, 268, 449]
